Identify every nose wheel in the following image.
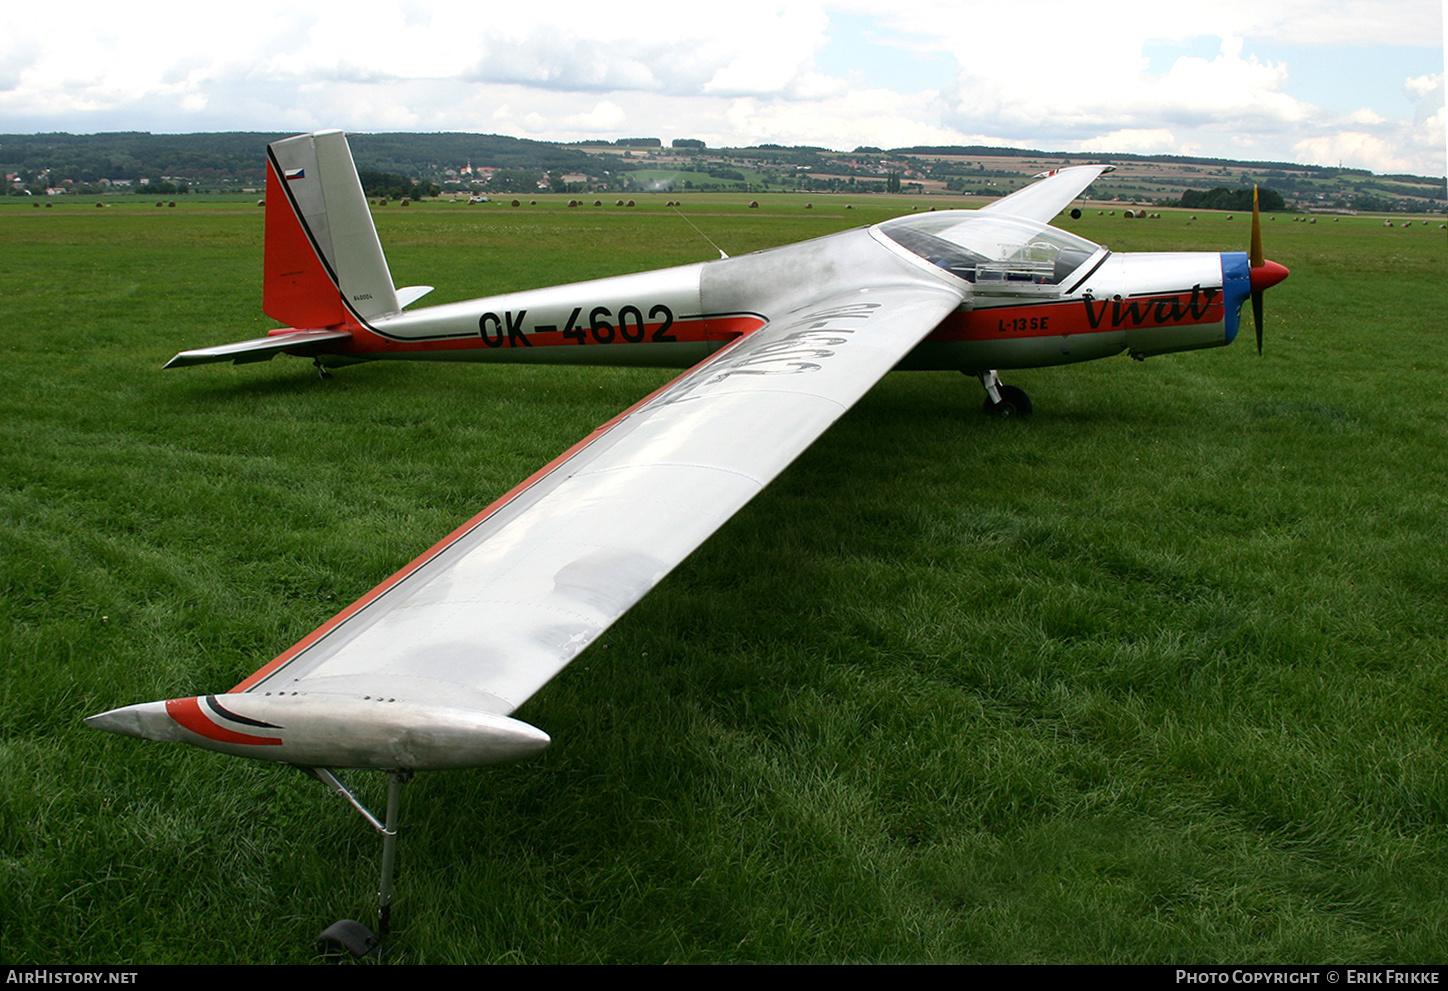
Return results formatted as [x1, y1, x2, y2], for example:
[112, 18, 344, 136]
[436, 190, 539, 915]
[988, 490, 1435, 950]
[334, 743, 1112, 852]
[975, 371, 1033, 418]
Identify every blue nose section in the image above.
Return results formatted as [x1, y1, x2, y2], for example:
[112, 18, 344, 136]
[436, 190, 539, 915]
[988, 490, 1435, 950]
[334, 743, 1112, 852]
[1220, 251, 1252, 345]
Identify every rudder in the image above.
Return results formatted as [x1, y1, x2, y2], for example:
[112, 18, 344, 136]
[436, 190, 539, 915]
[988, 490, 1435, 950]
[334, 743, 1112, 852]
[263, 130, 399, 329]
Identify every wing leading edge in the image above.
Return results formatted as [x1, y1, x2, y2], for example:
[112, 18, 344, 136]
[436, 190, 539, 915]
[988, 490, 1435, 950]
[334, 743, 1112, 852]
[88, 256, 965, 770]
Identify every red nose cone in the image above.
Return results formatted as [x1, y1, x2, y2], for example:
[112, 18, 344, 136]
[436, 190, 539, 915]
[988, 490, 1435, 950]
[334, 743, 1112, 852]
[1250, 258, 1289, 293]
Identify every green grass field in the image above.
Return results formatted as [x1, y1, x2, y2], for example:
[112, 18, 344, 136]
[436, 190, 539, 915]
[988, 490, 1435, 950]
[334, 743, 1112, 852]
[2, 193, 1446, 964]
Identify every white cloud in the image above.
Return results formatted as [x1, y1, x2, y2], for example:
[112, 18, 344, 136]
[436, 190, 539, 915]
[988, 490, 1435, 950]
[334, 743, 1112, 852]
[0, 0, 1442, 176]
[564, 100, 628, 133]
[1076, 129, 1185, 154]
[1406, 72, 1445, 124]
[1296, 128, 1427, 174]
[719, 89, 961, 148]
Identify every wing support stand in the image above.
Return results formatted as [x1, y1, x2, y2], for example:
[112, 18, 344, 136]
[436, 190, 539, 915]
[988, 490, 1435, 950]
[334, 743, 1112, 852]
[306, 767, 413, 959]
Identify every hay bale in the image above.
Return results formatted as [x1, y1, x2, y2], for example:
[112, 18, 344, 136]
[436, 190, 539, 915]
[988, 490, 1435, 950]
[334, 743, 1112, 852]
[400, 198, 410, 207]
[749, 201, 758, 208]
[511, 200, 521, 207]
[167, 201, 175, 208]
[257, 199, 265, 207]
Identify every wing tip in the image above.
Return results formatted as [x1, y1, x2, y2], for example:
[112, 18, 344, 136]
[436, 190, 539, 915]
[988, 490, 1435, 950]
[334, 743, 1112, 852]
[87, 693, 552, 770]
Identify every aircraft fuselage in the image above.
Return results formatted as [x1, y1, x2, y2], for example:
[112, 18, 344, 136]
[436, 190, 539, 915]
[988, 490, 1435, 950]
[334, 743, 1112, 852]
[293, 222, 1251, 376]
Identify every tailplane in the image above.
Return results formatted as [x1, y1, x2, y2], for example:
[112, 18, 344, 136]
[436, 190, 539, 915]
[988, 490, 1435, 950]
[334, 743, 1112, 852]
[264, 130, 400, 327]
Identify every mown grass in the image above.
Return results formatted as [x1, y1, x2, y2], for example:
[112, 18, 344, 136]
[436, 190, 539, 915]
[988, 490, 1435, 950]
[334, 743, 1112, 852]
[2, 194, 1446, 963]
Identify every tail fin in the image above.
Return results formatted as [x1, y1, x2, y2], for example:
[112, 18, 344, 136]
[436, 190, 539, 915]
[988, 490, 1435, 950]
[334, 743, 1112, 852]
[263, 130, 399, 328]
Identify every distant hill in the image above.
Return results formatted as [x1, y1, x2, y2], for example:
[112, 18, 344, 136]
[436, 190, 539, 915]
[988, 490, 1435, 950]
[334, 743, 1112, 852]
[0, 131, 604, 183]
[3, 131, 1442, 212]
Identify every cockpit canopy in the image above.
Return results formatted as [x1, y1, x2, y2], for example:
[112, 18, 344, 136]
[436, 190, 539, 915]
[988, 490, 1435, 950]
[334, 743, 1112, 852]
[876, 212, 1105, 292]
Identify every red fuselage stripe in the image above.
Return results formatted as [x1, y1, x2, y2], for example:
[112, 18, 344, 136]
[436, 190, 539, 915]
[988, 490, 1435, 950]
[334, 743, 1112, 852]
[927, 289, 1225, 342]
[306, 312, 765, 354]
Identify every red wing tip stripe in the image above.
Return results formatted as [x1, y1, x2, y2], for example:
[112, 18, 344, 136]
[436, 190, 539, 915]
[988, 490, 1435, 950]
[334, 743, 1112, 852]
[166, 696, 283, 746]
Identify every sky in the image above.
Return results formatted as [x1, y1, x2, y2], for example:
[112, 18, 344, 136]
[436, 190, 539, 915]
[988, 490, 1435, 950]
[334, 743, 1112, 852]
[1, 0, 1443, 177]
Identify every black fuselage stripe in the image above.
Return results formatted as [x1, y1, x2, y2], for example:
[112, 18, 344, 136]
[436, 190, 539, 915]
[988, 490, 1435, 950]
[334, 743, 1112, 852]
[1063, 252, 1112, 295]
[206, 694, 282, 729]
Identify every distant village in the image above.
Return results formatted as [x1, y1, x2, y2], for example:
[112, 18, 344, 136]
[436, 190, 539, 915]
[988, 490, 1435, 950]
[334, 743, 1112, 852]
[4, 132, 1444, 214]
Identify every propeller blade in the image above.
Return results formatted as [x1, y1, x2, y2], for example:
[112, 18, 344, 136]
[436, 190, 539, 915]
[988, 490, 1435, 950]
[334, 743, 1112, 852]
[1244, 185, 1289, 355]
[1252, 289, 1264, 355]
[1250, 186, 1264, 268]
[1249, 185, 1267, 354]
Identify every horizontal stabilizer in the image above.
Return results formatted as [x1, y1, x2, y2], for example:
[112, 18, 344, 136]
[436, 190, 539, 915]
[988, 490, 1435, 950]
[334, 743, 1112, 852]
[164, 330, 354, 368]
[396, 286, 434, 309]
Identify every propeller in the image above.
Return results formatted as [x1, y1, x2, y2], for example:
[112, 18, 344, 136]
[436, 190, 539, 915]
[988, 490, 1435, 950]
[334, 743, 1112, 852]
[1247, 185, 1290, 355]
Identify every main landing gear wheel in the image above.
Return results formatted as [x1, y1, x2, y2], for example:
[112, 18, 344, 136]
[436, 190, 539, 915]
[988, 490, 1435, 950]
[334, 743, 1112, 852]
[974, 370, 1033, 418]
[983, 385, 1033, 418]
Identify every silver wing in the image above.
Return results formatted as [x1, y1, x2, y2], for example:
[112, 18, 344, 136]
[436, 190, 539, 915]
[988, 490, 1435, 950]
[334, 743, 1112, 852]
[89, 229, 965, 770]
